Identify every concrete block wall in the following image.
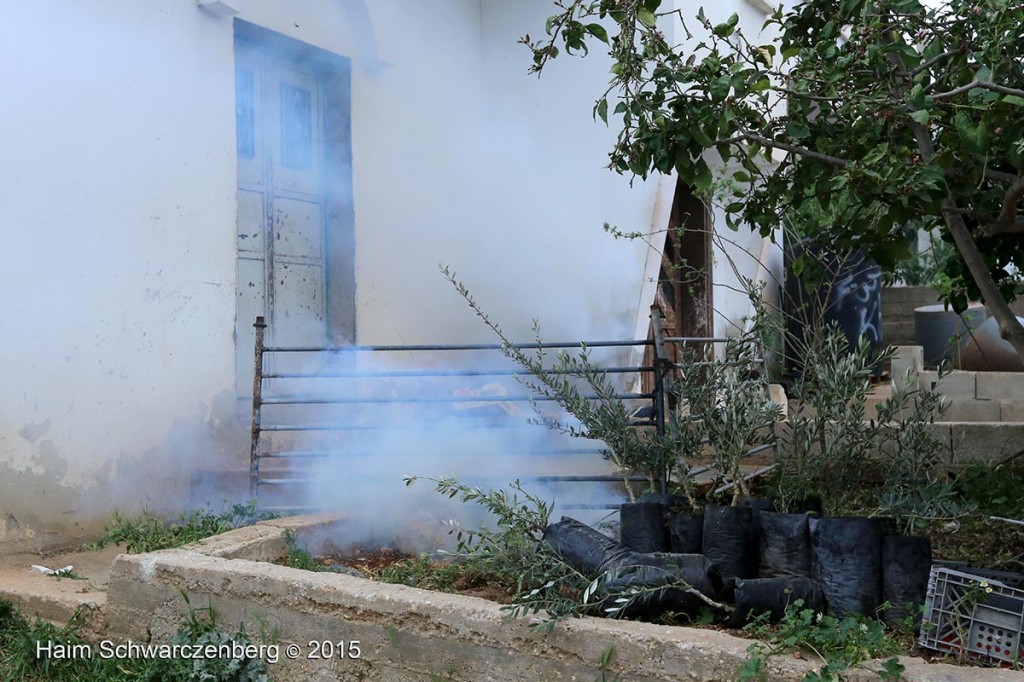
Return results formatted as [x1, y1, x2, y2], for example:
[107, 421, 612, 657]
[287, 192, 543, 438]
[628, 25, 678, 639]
[918, 369, 1024, 422]
[888, 343, 1024, 423]
[882, 286, 943, 346]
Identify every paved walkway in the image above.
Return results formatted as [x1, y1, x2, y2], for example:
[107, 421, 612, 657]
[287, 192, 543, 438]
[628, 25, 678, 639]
[0, 543, 122, 631]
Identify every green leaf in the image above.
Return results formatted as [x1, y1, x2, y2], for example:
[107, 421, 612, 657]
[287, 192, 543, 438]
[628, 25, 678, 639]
[955, 112, 984, 153]
[910, 109, 929, 125]
[636, 8, 656, 28]
[692, 125, 714, 148]
[909, 83, 925, 109]
[596, 98, 609, 124]
[1002, 94, 1024, 107]
[862, 143, 888, 165]
[586, 23, 610, 44]
[710, 75, 732, 101]
[976, 120, 991, 151]
[736, 655, 764, 682]
[713, 13, 739, 37]
[786, 120, 810, 139]
[879, 657, 906, 681]
[694, 158, 713, 193]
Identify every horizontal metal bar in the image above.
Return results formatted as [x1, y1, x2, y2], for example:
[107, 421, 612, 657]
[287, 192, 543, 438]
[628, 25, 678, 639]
[681, 422, 777, 442]
[259, 422, 572, 432]
[459, 475, 648, 484]
[264, 339, 653, 353]
[662, 337, 731, 343]
[263, 366, 655, 380]
[259, 475, 639, 487]
[713, 464, 777, 494]
[257, 503, 624, 513]
[671, 359, 765, 368]
[260, 393, 655, 406]
[685, 445, 774, 479]
[260, 451, 338, 458]
[259, 447, 609, 459]
[742, 443, 775, 458]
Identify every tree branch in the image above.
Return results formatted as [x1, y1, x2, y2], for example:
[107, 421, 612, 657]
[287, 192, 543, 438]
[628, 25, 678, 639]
[931, 80, 1024, 100]
[986, 169, 1020, 184]
[772, 85, 848, 103]
[910, 49, 964, 76]
[942, 201, 1024, 358]
[719, 132, 850, 168]
[896, 55, 1024, 358]
[983, 218, 1024, 235]
[984, 176, 1024, 235]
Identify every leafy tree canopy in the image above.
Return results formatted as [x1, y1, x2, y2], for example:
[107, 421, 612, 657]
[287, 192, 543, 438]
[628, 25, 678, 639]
[524, 0, 1024, 357]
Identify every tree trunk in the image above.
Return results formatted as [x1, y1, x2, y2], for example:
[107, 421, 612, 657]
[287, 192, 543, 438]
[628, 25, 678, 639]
[941, 199, 1024, 361]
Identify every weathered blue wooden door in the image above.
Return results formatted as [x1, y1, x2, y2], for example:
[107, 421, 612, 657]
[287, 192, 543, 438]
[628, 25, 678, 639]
[233, 22, 354, 394]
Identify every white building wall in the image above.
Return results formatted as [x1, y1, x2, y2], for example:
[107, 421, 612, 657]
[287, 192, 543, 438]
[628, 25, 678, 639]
[0, 0, 241, 549]
[0, 0, 775, 551]
[0, 0, 486, 550]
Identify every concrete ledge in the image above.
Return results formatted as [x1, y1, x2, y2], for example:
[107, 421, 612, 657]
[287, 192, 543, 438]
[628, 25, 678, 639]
[185, 514, 347, 561]
[939, 398, 1001, 422]
[949, 423, 1024, 464]
[1002, 400, 1024, 422]
[105, 516, 1024, 682]
[919, 370, 977, 398]
[0, 581, 104, 636]
[977, 372, 1024, 401]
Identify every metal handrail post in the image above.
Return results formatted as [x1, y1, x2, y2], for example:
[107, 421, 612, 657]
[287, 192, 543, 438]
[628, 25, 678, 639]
[650, 305, 669, 494]
[250, 316, 267, 500]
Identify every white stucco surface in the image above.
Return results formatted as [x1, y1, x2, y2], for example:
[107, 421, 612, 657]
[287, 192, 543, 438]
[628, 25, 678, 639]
[0, 0, 779, 550]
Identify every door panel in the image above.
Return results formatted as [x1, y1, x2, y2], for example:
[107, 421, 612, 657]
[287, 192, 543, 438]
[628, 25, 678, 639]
[273, 197, 323, 259]
[234, 22, 354, 397]
[274, 261, 326, 347]
[236, 189, 265, 254]
[235, 256, 267, 391]
[268, 65, 321, 196]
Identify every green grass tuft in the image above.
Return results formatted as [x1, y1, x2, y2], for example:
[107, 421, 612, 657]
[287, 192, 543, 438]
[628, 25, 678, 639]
[91, 501, 276, 554]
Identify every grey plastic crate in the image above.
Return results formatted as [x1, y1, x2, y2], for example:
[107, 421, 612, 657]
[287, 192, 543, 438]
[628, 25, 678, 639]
[919, 567, 1024, 665]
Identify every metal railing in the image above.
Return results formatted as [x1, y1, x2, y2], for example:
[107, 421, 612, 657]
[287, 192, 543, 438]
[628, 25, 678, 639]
[248, 310, 778, 512]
